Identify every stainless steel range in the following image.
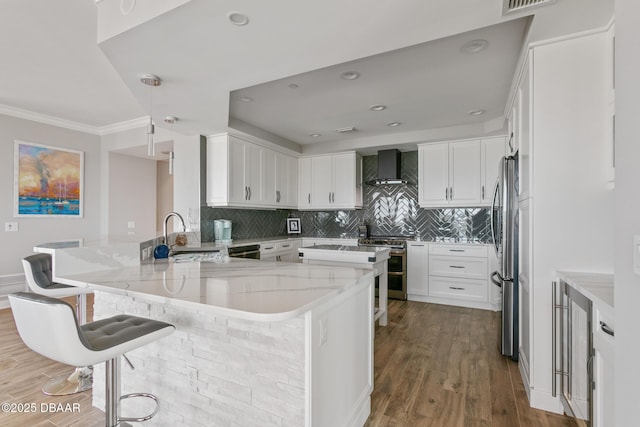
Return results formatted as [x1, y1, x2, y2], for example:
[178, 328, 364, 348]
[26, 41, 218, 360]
[358, 236, 409, 300]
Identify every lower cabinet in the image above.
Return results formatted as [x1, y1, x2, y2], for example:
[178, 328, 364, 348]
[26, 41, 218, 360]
[407, 241, 429, 297]
[593, 306, 615, 427]
[407, 243, 496, 310]
[260, 240, 300, 262]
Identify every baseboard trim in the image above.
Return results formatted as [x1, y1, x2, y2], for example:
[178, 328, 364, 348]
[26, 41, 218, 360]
[407, 294, 499, 311]
[346, 394, 371, 427]
[529, 388, 564, 414]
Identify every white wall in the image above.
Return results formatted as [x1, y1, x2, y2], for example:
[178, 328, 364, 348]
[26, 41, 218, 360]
[0, 114, 102, 276]
[529, 31, 614, 410]
[108, 152, 157, 240]
[614, 1, 640, 423]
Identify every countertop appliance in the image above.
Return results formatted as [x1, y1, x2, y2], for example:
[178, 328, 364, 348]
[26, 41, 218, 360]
[490, 153, 519, 360]
[214, 219, 232, 243]
[358, 236, 409, 300]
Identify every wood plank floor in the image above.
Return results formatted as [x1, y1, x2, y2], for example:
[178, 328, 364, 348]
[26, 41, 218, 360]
[0, 296, 575, 426]
[365, 300, 576, 427]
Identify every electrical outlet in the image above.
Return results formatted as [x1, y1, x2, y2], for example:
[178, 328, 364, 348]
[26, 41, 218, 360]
[5, 222, 18, 232]
[187, 367, 198, 389]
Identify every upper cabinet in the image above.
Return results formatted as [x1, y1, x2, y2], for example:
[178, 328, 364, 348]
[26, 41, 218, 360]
[298, 152, 362, 210]
[419, 138, 502, 208]
[206, 134, 298, 209]
[481, 137, 506, 204]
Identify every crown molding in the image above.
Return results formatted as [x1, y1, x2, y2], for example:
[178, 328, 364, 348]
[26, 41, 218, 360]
[0, 103, 147, 136]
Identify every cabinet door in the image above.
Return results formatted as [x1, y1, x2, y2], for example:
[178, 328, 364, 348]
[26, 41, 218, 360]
[518, 64, 531, 200]
[263, 149, 277, 205]
[418, 143, 449, 207]
[332, 153, 356, 207]
[481, 137, 505, 205]
[228, 137, 249, 204]
[449, 140, 481, 206]
[246, 144, 263, 204]
[407, 242, 429, 296]
[274, 152, 296, 207]
[311, 155, 334, 208]
[298, 157, 313, 209]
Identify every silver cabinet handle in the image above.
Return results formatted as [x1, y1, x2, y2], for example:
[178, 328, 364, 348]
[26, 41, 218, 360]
[449, 249, 465, 252]
[329, 192, 332, 203]
[449, 287, 465, 290]
[482, 185, 485, 199]
[282, 244, 290, 248]
[245, 186, 248, 200]
[332, 192, 335, 203]
[276, 190, 280, 203]
[410, 244, 425, 247]
[450, 187, 453, 199]
[249, 186, 251, 200]
[308, 193, 311, 204]
[445, 187, 448, 200]
[600, 321, 615, 336]
[449, 265, 464, 269]
[264, 246, 274, 250]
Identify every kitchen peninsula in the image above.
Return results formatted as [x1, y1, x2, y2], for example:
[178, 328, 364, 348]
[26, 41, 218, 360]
[52, 246, 374, 427]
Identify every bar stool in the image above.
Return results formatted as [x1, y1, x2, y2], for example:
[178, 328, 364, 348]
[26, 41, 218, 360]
[22, 253, 93, 395]
[9, 292, 175, 427]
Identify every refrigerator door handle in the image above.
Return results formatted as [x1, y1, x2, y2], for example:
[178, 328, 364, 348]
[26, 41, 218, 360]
[490, 270, 503, 287]
[489, 177, 500, 257]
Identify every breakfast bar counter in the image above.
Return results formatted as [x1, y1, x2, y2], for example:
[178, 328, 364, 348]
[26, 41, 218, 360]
[55, 255, 374, 427]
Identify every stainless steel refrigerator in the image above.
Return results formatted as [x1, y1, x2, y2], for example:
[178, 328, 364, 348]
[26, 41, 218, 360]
[490, 153, 519, 361]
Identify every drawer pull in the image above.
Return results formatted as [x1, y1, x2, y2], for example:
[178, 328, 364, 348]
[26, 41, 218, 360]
[264, 246, 274, 250]
[282, 244, 290, 248]
[449, 265, 465, 269]
[449, 287, 465, 290]
[449, 249, 465, 252]
[600, 321, 615, 337]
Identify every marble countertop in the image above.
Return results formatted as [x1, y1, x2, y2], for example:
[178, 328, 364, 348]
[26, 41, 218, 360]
[556, 271, 614, 316]
[56, 258, 373, 322]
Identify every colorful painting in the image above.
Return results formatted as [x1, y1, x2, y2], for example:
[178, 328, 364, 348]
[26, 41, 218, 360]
[14, 141, 84, 217]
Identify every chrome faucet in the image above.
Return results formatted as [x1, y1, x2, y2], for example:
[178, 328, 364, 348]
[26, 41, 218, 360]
[163, 211, 186, 246]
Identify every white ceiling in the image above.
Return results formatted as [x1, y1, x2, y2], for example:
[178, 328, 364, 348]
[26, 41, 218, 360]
[1, 0, 613, 155]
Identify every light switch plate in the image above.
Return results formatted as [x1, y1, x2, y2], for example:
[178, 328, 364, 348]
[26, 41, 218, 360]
[5, 222, 18, 232]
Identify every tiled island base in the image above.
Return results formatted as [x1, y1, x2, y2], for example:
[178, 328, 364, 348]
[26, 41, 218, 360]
[91, 276, 373, 427]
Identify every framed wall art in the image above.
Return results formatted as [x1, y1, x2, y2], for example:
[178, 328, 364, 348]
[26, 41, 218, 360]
[14, 140, 84, 217]
[287, 217, 301, 234]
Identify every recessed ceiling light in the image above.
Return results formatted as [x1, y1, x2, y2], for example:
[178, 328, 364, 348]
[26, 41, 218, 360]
[370, 105, 386, 112]
[238, 96, 254, 103]
[340, 71, 360, 80]
[309, 133, 321, 138]
[140, 73, 161, 86]
[288, 83, 299, 89]
[461, 39, 489, 54]
[334, 126, 356, 133]
[227, 12, 249, 26]
[468, 109, 486, 116]
[386, 121, 401, 127]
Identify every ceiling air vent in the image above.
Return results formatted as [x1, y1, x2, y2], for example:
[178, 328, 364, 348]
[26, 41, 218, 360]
[334, 126, 357, 134]
[502, 0, 555, 16]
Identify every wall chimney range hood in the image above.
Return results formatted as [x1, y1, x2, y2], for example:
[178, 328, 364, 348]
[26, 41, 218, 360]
[368, 149, 407, 185]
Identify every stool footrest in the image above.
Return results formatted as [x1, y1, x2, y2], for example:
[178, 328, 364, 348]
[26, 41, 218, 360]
[119, 392, 160, 423]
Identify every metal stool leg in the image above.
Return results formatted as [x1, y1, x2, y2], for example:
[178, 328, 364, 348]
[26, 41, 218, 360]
[42, 293, 93, 396]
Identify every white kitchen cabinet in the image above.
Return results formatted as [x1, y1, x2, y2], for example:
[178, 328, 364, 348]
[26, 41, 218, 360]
[418, 140, 482, 208]
[207, 133, 297, 209]
[299, 152, 362, 210]
[298, 157, 312, 208]
[407, 241, 429, 297]
[260, 240, 300, 262]
[480, 137, 506, 204]
[593, 306, 614, 427]
[274, 152, 298, 208]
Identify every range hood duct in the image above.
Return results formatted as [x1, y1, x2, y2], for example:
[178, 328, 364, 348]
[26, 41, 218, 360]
[369, 149, 407, 185]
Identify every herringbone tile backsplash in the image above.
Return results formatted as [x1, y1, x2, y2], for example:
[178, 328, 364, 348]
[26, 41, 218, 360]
[201, 151, 491, 243]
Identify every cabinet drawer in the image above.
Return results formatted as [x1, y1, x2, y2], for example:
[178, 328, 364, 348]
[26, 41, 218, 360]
[429, 244, 487, 257]
[429, 255, 487, 280]
[276, 241, 294, 251]
[429, 277, 487, 302]
[260, 243, 277, 253]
